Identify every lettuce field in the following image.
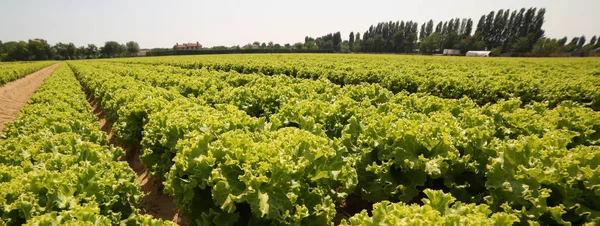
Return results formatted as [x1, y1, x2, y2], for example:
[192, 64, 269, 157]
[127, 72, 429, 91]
[2, 54, 600, 225]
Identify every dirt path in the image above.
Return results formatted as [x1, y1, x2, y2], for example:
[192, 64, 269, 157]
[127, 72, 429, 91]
[85, 91, 184, 225]
[0, 63, 60, 132]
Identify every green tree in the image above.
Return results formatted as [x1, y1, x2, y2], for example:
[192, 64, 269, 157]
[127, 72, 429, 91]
[512, 36, 531, 53]
[66, 43, 76, 59]
[349, 32, 355, 49]
[76, 46, 87, 59]
[482, 11, 495, 48]
[53, 43, 67, 60]
[582, 36, 597, 52]
[489, 9, 504, 48]
[530, 8, 546, 44]
[304, 40, 317, 49]
[557, 36, 568, 47]
[0, 41, 5, 60]
[393, 31, 404, 52]
[562, 37, 579, 52]
[353, 32, 361, 52]
[420, 32, 441, 53]
[3, 41, 30, 61]
[341, 40, 350, 53]
[211, 46, 228, 50]
[86, 44, 99, 58]
[372, 35, 384, 52]
[100, 41, 122, 58]
[125, 41, 140, 56]
[464, 19, 473, 36]
[419, 23, 426, 41]
[456, 35, 485, 52]
[426, 20, 434, 37]
[120, 44, 127, 56]
[472, 7, 545, 53]
[512, 9, 525, 39]
[577, 36, 586, 48]
[475, 15, 485, 38]
[333, 32, 342, 51]
[435, 21, 443, 33]
[27, 39, 52, 60]
[532, 38, 560, 55]
[52, 42, 76, 60]
[352, 41, 361, 52]
[293, 42, 303, 49]
[404, 33, 417, 53]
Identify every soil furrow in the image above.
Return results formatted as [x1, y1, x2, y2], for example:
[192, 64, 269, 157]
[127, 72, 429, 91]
[0, 63, 60, 132]
[83, 89, 184, 225]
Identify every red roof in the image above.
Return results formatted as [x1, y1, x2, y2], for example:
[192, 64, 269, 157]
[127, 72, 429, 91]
[174, 42, 202, 48]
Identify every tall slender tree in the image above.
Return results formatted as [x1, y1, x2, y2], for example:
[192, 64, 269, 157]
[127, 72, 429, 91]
[426, 20, 434, 37]
[349, 32, 355, 49]
[419, 23, 426, 41]
[465, 19, 473, 36]
[557, 36, 568, 46]
[577, 36, 586, 48]
[125, 41, 140, 56]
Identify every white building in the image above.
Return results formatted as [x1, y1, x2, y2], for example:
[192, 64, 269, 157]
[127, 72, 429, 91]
[137, 49, 149, 56]
[466, 51, 491, 57]
[443, 49, 461, 56]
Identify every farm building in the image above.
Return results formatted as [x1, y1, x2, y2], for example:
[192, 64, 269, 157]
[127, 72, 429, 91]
[466, 51, 491, 57]
[443, 49, 461, 56]
[173, 42, 203, 50]
[137, 49, 149, 56]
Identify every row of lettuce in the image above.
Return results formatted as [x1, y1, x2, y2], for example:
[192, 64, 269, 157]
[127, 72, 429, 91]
[0, 61, 56, 86]
[111, 54, 600, 111]
[0, 64, 174, 225]
[69, 60, 600, 225]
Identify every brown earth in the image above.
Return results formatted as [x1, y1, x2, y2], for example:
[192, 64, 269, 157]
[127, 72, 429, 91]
[1, 64, 184, 224]
[85, 92, 184, 225]
[0, 64, 60, 132]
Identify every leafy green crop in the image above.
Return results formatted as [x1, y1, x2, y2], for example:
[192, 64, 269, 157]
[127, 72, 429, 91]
[167, 128, 357, 225]
[111, 54, 600, 110]
[68, 55, 600, 225]
[0, 64, 174, 225]
[0, 61, 55, 86]
[341, 189, 520, 226]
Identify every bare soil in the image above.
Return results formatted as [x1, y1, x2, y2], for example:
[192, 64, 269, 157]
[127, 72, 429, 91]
[85, 91, 184, 225]
[333, 191, 374, 224]
[0, 64, 60, 132]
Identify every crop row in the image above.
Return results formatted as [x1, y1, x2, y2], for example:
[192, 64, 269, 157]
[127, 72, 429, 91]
[69, 60, 600, 225]
[0, 61, 56, 86]
[0, 64, 173, 225]
[111, 54, 600, 110]
[82, 61, 600, 149]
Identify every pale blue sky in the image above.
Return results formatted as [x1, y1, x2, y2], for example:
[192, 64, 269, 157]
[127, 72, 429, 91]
[0, 0, 598, 48]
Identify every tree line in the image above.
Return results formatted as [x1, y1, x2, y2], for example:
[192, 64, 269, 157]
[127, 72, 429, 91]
[3, 7, 599, 60]
[0, 40, 140, 61]
[182, 8, 599, 57]
[299, 7, 599, 56]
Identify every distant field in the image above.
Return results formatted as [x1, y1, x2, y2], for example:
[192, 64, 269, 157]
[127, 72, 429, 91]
[113, 54, 600, 109]
[2, 54, 599, 225]
[0, 61, 56, 85]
